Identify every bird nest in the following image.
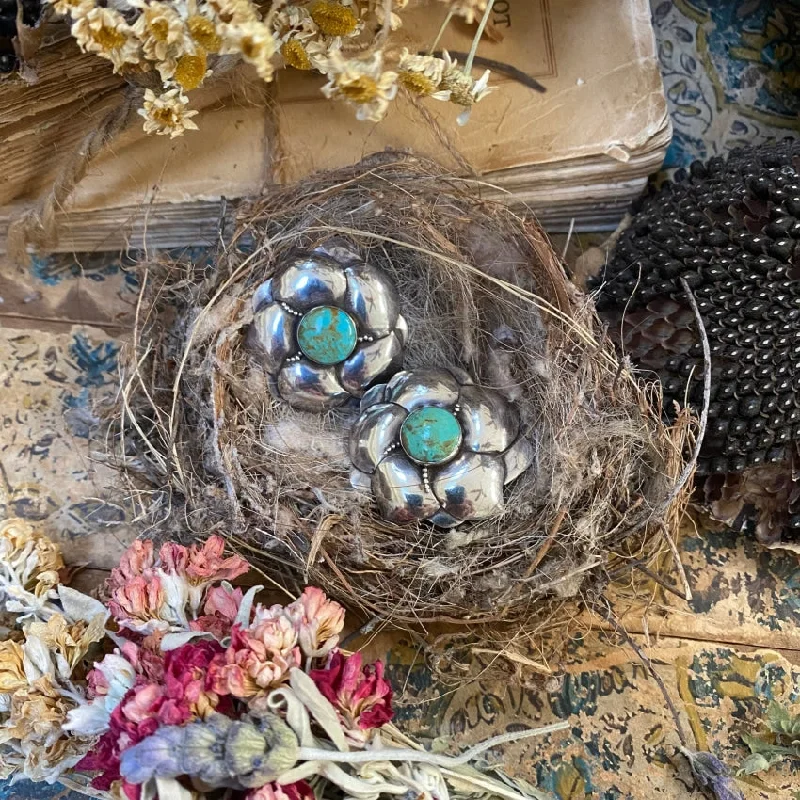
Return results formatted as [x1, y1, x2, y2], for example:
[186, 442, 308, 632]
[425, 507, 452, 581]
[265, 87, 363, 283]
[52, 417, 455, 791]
[109, 154, 693, 661]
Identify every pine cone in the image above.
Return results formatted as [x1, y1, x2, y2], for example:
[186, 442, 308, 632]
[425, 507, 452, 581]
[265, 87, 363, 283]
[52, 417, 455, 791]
[590, 140, 800, 547]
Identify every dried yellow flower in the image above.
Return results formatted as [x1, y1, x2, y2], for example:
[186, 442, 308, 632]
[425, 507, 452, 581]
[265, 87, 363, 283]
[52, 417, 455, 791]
[398, 71, 437, 95]
[440, 50, 492, 123]
[397, 49, 450, 99]
[0, 518, 64, 601]
[26, 613, 106, 674]
[188, 15, 221, 53]
[221, 20, 276, 81]
[174, 51, 209, 89]
[0, 675, 83, 782]
[310, 1, 359, 37]
[133, 2, 186, 62]
[322, 51, 397, 121]
[138, 87, 200, 137]
[0, 676, 69, 740]
[0, 640, 27, 696]
[281, 39, 312, 70]
[0, 518, 35, 556]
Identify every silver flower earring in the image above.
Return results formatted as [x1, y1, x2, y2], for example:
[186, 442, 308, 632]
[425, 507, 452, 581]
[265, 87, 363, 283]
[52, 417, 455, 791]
[251, 248, 408, 411]
[349, 367, 533, 527]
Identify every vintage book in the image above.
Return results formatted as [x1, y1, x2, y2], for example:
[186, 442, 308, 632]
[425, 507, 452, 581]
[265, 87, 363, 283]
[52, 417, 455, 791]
[0, 0, 669, 253]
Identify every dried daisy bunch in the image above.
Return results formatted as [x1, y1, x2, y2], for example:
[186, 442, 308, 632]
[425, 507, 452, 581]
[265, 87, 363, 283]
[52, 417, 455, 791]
[0, 523, 566, 799]
[43, 0, 500, 137]
[0, 519, 109, 783]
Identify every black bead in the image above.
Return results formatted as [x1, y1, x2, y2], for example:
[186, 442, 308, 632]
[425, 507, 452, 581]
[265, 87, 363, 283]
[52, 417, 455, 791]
[766, 446, 785, 463]
[740, 396, 762, 417]
[729, 455, 748, 472]
[730, 419, 748, 436]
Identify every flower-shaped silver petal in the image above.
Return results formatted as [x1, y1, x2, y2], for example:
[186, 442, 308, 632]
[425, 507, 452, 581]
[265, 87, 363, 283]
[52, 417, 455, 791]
[349, 367, 533, 527]
[251, 249, 407, 411]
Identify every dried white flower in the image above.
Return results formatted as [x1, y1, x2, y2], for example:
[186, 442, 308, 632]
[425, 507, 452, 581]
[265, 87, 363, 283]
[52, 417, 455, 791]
[440, 50, 493, 124]
[219, 19, 277, 81]
[440, 0, 489, 24]
[70, 5, 140, 70]
[131, 1, 187, 62]
[273, 5, 318, 43]
[372, 0, 407, 31]
[138, 87, 199, 137]
[322, 51, 398, 122]
[397, 48, 451, 100]
[205, 0, 258, 26]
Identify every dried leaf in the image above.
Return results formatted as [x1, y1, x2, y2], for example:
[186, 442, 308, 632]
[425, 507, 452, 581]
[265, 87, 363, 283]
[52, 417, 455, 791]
[737, 752, 785, 776]
[766, 701, 800, 738]
[741, 732, 777, 755]
[288, 667, 348, 752]
[57, 585, 108, 625]
[234, 584, 263, 628]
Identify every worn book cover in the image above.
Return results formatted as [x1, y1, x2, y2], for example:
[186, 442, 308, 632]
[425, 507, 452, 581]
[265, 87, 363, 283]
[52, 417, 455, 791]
[1, 0, 668, 251]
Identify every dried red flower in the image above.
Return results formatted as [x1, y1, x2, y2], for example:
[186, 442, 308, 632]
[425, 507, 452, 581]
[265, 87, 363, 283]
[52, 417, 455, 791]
[310, 651, 393, 730]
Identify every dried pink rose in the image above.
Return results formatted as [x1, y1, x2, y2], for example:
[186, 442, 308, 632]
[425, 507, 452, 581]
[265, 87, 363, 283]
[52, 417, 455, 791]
[206, 583, 244, 617]
[157, 542, 189, 575]
[108, 575, 167, 634]
[106, 537, 250, 630]
[190, 583, 245, 638]
[184, 536, 249, 584]
[163, 639, 226, 720]
[310, 651, 393, 731]
[107, 540, 155, 590]
[285, 586, 345, 658]
[209, 616, 300, 698]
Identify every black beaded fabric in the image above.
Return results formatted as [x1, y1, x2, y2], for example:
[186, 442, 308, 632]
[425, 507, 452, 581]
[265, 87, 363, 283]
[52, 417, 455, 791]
[589, 140, 799, 545]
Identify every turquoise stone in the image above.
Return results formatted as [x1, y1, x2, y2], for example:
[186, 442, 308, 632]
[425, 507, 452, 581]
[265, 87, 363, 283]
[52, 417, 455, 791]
[400, 407, 462, 465]
[297, 306, 358, 365]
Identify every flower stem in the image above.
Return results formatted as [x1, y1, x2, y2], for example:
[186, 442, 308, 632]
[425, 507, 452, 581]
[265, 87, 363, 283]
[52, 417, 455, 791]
[429, 9, 454, 54]
[464, 0, 496, 74]
[296, 720, 569, 767]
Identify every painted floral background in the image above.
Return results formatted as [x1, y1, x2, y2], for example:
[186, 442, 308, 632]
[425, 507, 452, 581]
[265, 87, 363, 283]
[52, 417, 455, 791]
[655, 0, 799, 169]
[1, 1, 799, 798]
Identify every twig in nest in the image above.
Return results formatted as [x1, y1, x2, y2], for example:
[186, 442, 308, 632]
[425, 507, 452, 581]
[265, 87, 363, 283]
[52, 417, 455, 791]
[632, 562, 689, 602]
[659, 521, 693, 602]
[617, 277, 710, 540]
[523, 506, 566, 579]
[340, 615, 383, 649]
